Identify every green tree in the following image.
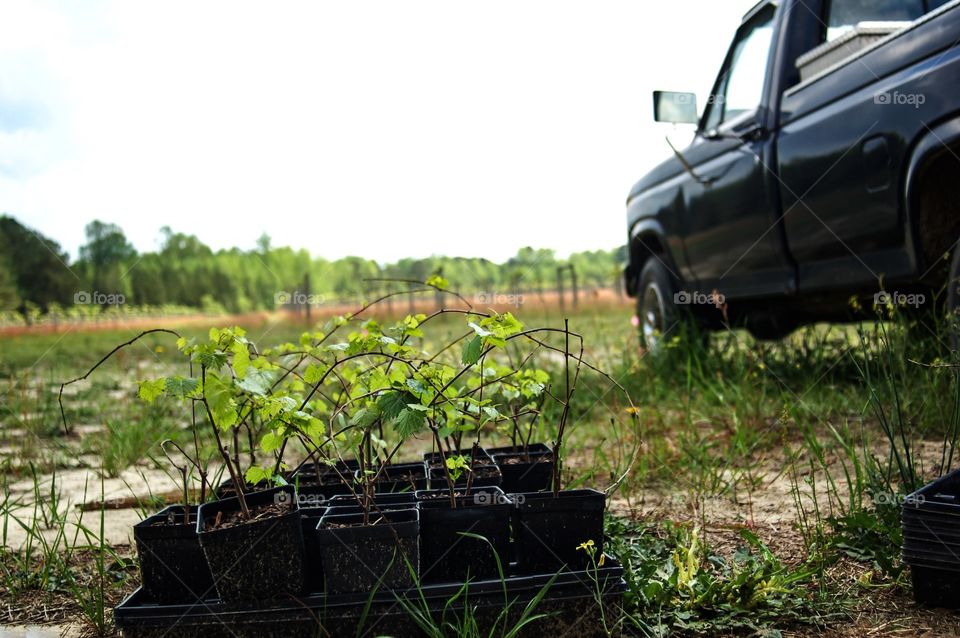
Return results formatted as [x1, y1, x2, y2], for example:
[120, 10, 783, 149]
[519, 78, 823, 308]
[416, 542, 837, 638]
[0, 215, 75, 311]
[78, 220, 137, 296]
[0, 258, 18, 310]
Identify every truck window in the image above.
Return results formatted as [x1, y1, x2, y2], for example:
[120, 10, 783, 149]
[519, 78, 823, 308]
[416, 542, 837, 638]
[704, 8, 775, 130]
[826, 0, 943, 41]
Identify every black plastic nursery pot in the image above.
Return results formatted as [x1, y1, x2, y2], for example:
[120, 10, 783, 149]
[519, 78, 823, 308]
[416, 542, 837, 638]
[300, 505, 328, 592]
[213, 477, 270, 500]
[908, 562, 960, 608]
[366, 461, 430, 493]
[901, 467, 960, 606]
[416, 487, 512, 584]
[134, 505, 214, 604]
[902, 468, 960, 519]
[902, 525, 960, 551]
[197, 484, 306, 603]
[325, 491, 418, 515]
[427, 463, 503, 489]
[329, 492, 418, 508]
[514, 489, 606, 573]
[114, 557, 628, 638]
[325, 502, 417, 516]
[290, 463, 356, 500]
[423, 447, 494, 467]
[315, 508, 419, 594]
[290, 458, 361, 479]
[489, 443, 554, 493]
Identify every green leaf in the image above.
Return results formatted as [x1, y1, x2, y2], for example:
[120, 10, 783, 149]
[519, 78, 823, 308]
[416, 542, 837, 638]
[231, 342, 250, 378]
[192, 348, 228, 369]
[394, 407, 426, 437]
[304, 363, 326, 384]
[138, 378, 166, 403]
[377, 391, 409, 421]
[164, 376, 199, 399]
[467, 322, 492, 337]
[445, 454, 468, 482]
[259, 396, 296, 421]
[204, 372, 238, 429]
[405, 377, 426, 395]
[245, 466, 272, 485]
[425, 274, 448, 290]
[482, 406, 500, 421]
[351, 407, 380, 428]
[260, 430, 284, 453]
[237, 368, 273, 396]
[462, 335, 483, 366]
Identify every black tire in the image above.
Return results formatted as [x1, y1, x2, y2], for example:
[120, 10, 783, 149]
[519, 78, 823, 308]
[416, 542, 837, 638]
[947, 248, 960, 352]
[636, 259, 703, 351]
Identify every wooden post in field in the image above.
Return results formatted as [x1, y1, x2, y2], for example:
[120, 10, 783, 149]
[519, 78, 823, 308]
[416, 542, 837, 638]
[557, 267, 565, 312]
[569, 264, 578, 309]
[303, 273, 311, 324]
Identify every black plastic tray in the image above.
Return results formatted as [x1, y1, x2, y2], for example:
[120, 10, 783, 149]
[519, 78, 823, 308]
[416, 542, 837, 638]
[903, 548, 960, 568]
[903, 469, 960, 607]
[902, 508, 960, 527]
[115, 557, 626, 638]
[910, 563, 960, 608]
[903, 531, 960, 551]
[903, 470, 960, 517]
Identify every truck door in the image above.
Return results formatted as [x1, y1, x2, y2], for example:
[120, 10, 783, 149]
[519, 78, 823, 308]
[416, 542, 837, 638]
[777, 0, 933, 292]
[681, 4, 795, 300]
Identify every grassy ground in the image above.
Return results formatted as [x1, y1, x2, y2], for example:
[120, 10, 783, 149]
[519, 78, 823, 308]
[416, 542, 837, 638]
[2, 301, 960, 636]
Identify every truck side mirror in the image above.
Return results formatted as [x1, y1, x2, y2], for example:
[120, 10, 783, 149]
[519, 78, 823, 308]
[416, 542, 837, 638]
[653, 91, 699, 125]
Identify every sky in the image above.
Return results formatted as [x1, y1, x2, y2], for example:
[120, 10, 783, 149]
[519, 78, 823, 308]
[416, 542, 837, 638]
[0, 0, 758, 264]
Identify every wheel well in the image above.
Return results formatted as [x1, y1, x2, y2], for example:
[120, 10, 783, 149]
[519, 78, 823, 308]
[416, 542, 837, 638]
[915, 146, 960, 284]
[629, 234, 667, 280]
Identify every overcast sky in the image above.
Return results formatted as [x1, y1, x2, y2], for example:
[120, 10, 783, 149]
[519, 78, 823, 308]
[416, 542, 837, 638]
[0, 0, 757, 263]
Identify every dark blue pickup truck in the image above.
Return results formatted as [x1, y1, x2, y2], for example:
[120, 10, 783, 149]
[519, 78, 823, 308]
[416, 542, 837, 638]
[624, 0, 960, 344]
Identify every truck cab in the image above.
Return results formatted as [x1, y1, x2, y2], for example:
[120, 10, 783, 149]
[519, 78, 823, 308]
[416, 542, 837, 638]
[625, 0, 960, 345]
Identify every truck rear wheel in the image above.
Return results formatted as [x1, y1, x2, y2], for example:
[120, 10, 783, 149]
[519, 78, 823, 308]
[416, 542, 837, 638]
[947, 248, 960, 352]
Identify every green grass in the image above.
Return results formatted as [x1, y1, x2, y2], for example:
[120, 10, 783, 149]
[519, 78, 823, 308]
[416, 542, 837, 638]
[1, 303, 959, 635]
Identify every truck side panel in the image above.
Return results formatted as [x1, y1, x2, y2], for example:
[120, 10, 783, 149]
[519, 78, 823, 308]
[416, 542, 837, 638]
[776, 3, 960, 293]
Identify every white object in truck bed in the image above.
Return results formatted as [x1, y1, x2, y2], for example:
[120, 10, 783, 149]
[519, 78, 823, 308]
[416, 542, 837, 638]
[796, 22, 911, 81]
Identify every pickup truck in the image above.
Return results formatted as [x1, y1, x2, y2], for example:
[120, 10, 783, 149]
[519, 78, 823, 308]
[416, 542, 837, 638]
[623, 0, 960, 345]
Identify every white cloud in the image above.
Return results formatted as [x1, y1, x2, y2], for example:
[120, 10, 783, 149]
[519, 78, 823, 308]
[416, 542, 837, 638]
[0, 0, 756, 262]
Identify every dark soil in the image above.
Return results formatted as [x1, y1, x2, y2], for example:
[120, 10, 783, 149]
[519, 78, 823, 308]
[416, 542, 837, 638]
[204, 501, 292, 532]
[325, 514, 393, 529]
[378, 471, 423, 482]
[498, 454, 550, 465]
[418, 490, 469, 500]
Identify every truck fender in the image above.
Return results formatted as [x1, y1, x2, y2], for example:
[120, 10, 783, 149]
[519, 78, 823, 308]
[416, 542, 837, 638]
[904, 115, 960, 272]
[625, 219, 678, 297]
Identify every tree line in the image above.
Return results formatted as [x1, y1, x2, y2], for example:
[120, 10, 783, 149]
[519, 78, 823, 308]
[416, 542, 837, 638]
[0, 214, 626, 315]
